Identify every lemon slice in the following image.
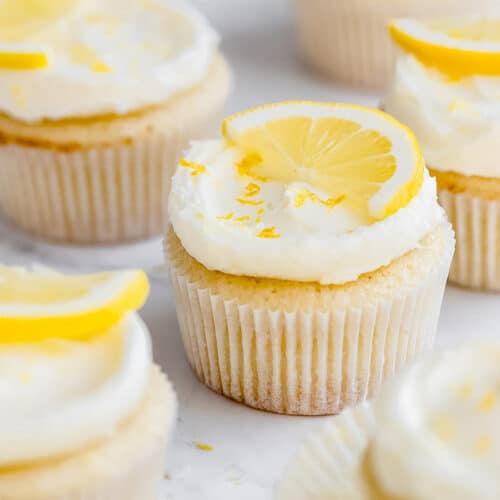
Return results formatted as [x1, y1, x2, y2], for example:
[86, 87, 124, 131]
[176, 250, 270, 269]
[0, 267, 149, 343]
[389, 18, 500, 79]
[0, 43, 48, 70]
[222, 101, 424, 220]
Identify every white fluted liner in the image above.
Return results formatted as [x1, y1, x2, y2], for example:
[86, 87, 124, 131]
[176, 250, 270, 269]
[439, 190, 500, 291]
[295, 0, 500, 89]
[169, 246, 451, 416]
[0, 366, 176, 500]
[0, 130, 193, 243]
[275, 404, 375, 500]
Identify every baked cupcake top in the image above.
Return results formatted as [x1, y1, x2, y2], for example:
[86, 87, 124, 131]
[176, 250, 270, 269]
[369, 342, 500, 499]
[384, 18, 500, 178]
[0, 266, 152, 466]
[169, 101, 446, 285]
[0, 0, 218, 122]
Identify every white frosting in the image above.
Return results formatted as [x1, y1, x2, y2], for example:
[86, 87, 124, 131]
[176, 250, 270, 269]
[371, 343, 500, 500]
[0, 312, 151, 466]
[169, 140, 445, 285]
[0, 0, 218, 121]
[384, 54, 500, 178]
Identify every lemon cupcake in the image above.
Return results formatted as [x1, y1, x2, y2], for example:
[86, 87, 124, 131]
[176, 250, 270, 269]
[0, 266, 176, 500]
[277, 341, 500, 500]
[0, 0, 230, 243]
[384, 18, 500, 291]
[294, 0, 500, 89]
[166, 101, 454, 416]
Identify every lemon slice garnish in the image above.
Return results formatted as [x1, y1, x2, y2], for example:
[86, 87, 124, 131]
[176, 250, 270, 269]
[390, 18, 500, 79]
[0, 44, 48, 70]
[222, 101, 424, 220]
[0, 267, 149, 343]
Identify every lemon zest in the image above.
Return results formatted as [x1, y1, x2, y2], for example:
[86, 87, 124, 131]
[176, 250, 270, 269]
[257, 227, 281, 239]
[180, 158, 207, 177]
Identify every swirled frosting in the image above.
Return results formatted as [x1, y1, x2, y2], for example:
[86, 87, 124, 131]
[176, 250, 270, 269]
[0, 0, 218, 122]
[168, 140, 445, 285]
[384, 54, 500, 178]
[370, 343, 500, 500]
[0, 312, 151, 466]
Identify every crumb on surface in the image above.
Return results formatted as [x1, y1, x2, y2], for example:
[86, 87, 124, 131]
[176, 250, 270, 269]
[194, 440, 214, 452]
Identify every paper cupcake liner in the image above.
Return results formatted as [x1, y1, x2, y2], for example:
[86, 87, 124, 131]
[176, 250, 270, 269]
[275, 404, 375, 500]
[0, 123, 217, 244]
[438, 190, 500, 291]
[295, 0, 500, 89]
[168, 243, 452, 416]
[0, 366, 177, 500]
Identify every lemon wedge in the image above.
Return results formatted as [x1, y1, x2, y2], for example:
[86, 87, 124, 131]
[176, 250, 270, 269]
[0, 266, 149, 343]
[389, 18, 500, 79]
[222, 101, 424, 220]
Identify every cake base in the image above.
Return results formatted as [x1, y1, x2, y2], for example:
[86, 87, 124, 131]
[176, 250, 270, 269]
[0, 56, 230, 244]
[431, 168, 500, 292]
[166, 224, 454, 415]
[0, 366, 176, 500]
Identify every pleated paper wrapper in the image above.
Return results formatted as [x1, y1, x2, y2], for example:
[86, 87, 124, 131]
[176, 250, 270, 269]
[169, 242, 452, 416]
[275, 404, 375, 500]
[295, 0, 500, 89]
[439, 190, 500, 292]
[0, 367, 176, 500]
[0, 124, 216, 244]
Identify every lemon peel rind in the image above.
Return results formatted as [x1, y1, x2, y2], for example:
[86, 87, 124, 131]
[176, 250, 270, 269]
[0, 271, 149, 343]
[0, 51, 48, 70]
[389, 20, 500, 79]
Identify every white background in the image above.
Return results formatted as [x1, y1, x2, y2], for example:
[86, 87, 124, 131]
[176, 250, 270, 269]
[0, 1, 498, 498]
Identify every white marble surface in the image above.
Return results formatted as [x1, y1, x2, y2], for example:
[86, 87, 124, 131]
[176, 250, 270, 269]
[0, 1, 499, 499]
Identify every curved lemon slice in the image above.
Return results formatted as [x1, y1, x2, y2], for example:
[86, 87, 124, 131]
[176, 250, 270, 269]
[0, 267, 149, 343]
[0, 44, 48, 70]
[390, 18, 500, 79]
[222, 101, 424, 220]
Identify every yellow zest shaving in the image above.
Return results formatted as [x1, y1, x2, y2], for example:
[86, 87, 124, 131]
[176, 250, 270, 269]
[71, 45, 112, 73]
[474, 434, 492, 457]
[9, 86, 27, 108]
[293, 190, 345, 210]
[180, 158, 207, 177]
[242, 183, 261, 197]
[236, 198, 264, 206]
[194, 441, 213, 452]
[479, 392, 496, 412]
[235, 216, 251, 222]
[255, 208, 264, 224]
[456, 383, 473, 401]
[216, 212, 234, 220]
[236, 153, 266, 180]
[257, 227, 281, 239]
[431, 415, 457, 443]
[196, 213, 204, 220]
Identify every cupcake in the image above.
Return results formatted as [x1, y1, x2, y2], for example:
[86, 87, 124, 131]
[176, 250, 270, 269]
[294, 0, 500, 89]
[384, 18, 500, 291]
[0, 265, 176, 500]
[166, 101, 454, 415]
[0, 0, 230, 243]
[277, 341, 500, 500]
